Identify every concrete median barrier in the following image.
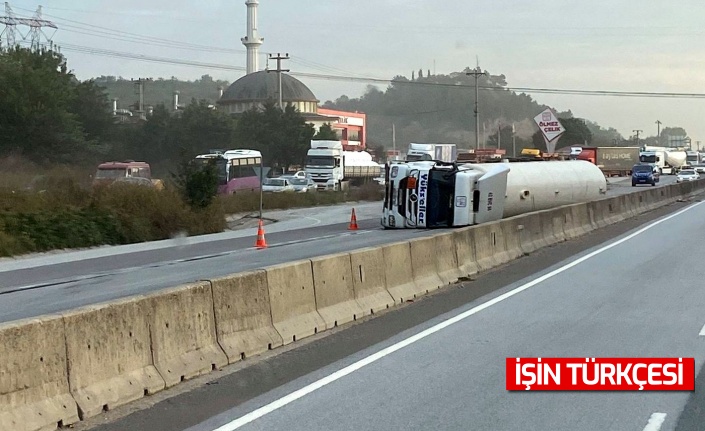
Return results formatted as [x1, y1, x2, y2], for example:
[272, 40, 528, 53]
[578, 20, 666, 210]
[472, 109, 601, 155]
[473, 221, 509, 271]
[62, 297, 164, 420]
[0, 315, 79, 431]
[571, 203, 593, 237]
[409, 236, 444, 292]
[559, 205, 586, 240]
[210, 270, 283, 364]
[588, 199, 610, 229]
[515, 212, 547, 255]
[499, 217, 525, 261]
[622, 193, 640, 218]
[349, 247, 395, 314]
[311, 253, 366, 328]
[266, 260, 326, 344]
[146, 282, 227, 388]
[453, 227, 480, 277]
[383, 241, 421, 303]
[539, 209, 566, 245]
[434, 233, 463, 285]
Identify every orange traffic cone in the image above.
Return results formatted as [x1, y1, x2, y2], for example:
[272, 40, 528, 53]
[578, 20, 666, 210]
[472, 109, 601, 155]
[348, 208, 359, 230]
[254, 219, 268, 248]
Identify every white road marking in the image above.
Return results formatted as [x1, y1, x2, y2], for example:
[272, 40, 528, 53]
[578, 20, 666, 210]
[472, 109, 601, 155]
[642, 412, 667, 431]
[210, 201, 705, 431]
[698, 322, 705, 336]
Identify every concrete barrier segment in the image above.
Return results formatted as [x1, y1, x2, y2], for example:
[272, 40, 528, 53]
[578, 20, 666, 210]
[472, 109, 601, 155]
[266, 260, 327, 345]
[0, 315, 80, 431]
[409, 236, 444, 293]
[210, 270, 283, 364]
[311, 253, 366, 328]
[62, 297, 165, 420]
[145, 282, 228, 388]
[453, 227, 480, 278]
[382, 241, 422, 303]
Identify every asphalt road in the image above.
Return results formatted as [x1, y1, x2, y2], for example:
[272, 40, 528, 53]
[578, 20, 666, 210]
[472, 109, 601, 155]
[0, 175, 679, 324]
[74, 192, 705, 431]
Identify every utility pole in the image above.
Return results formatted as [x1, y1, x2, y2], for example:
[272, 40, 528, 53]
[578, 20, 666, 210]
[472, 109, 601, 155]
[633, 129, 643, 148]
[267, 53, 290, 110]
[392, 123, 396, 159]
[655, 120, 662, 146]
[497, 124, 501, 149]
[512, 123, 516, 158]
[466, 66, 487, 150]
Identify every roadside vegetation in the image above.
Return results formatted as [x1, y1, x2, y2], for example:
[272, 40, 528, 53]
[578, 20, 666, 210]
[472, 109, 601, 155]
[218, 182, 383, 215]
[0, 161, 382, 257]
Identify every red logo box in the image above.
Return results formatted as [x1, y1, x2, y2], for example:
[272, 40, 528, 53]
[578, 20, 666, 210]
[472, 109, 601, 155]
[506, 357, 695, 391]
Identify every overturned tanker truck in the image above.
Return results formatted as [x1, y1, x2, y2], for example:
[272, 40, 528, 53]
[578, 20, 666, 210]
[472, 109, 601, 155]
[381, 160, 607, 228]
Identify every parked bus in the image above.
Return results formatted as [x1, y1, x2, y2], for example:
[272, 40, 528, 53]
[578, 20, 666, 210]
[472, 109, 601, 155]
[194, 149, 263, 194]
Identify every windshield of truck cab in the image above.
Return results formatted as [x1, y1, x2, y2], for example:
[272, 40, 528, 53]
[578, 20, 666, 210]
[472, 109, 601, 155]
[306, 156, 335, 168]
[407, 154, 433, 162]
[424, 169, 455, 228]
[639, 154, 658, 163]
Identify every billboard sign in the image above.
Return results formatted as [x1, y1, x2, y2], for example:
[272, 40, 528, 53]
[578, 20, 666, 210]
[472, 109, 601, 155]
[533, 108, 565, 153]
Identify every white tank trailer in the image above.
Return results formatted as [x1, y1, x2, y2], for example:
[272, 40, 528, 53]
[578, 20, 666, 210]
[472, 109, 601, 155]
[381, 160, 607, 228]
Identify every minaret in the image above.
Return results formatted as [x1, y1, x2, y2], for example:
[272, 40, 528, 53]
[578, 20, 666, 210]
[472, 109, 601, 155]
[241, 0, 264, 74]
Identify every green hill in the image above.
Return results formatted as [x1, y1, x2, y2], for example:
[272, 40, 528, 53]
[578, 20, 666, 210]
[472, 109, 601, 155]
[321, 68, 624, 151]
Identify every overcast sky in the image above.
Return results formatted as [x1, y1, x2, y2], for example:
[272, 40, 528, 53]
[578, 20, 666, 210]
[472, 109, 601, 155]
[9, 0, 705, 147]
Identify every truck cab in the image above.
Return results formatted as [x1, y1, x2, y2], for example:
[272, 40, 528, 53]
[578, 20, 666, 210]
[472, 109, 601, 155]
[381, 161, 509, 228]
[305, 140, 343, 191]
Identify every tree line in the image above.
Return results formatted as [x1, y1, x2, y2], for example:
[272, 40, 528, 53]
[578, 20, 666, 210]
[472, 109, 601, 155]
[323, 69, 691, 152]
[0, 47, 331, 175]
[0, 47, 692, 175]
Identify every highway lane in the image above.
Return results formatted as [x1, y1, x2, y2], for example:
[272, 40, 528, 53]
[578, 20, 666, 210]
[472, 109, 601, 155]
[77, 192, 705, 431]
[0, 175, 681, 324]
[176, 198, 705, 431]
[0, 201, 383, 273]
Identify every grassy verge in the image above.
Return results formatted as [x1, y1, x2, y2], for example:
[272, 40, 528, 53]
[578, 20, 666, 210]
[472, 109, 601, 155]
[218, 182, 384, 214]
[0, 174, 383, 257]
[0, 181, 226, 257]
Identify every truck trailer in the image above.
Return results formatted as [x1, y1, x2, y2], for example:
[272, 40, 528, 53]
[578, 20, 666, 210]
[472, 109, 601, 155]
[381, 160, 607, 228]
[576, 146, 640, 176]
[639, 148, 687, 175]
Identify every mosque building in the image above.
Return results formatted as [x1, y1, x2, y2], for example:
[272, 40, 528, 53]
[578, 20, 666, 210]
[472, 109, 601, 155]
[216, 0, 366, 150]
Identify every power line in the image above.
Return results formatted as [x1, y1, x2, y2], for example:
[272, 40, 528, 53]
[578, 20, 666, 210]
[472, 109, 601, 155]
[12, 32, 705, 102]
[18, 7, 705, 101]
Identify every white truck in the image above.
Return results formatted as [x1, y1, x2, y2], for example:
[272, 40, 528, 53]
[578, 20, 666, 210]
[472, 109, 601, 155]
[381, 160, 607, 228]
[639, 147, 687, 175]
[305, 140, 381, 191]
[686, 150, 700, 166]
[406, 143, 458, 163]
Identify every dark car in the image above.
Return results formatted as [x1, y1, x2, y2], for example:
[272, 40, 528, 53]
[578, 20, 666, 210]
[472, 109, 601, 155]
[632, 164, 658, 187]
